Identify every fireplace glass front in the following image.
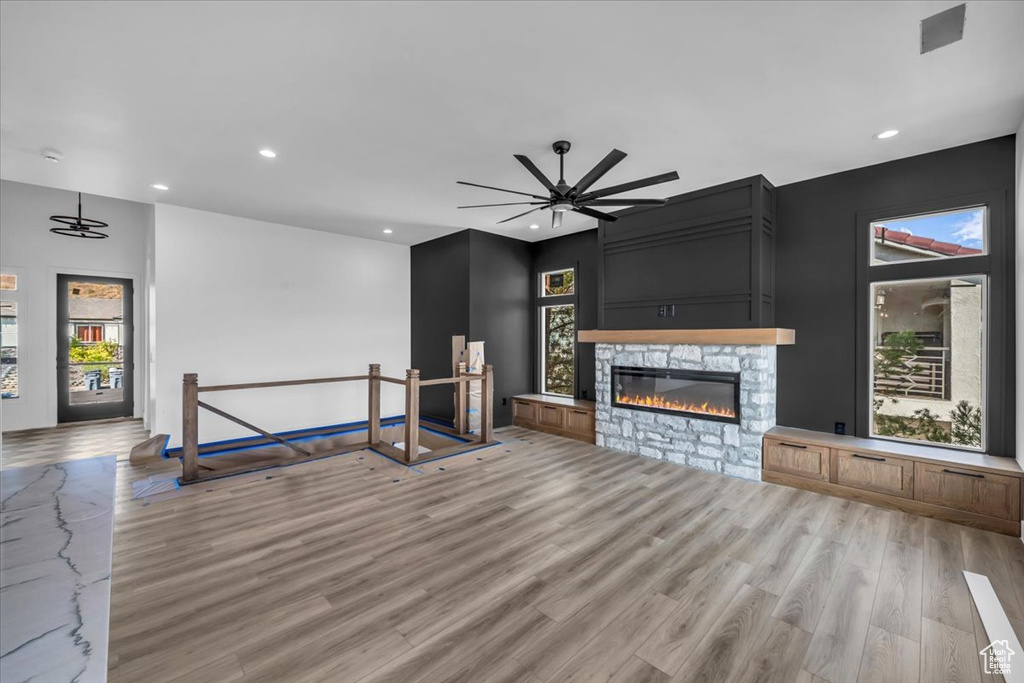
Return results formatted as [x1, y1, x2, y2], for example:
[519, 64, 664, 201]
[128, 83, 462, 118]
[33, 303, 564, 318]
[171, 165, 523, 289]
[611, 366, 740, 424]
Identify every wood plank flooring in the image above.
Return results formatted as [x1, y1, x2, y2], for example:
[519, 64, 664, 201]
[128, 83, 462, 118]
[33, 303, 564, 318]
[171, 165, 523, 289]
[46, 425, 1024, 682]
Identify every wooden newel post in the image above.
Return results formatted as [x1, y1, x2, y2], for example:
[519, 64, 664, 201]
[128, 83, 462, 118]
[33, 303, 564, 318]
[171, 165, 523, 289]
[368, 364, 381, 445]
[454, 361, 467, 435]
[480, 364, 494, 443]
[404, 369, 420, 463]
[182, 373, 199, 483]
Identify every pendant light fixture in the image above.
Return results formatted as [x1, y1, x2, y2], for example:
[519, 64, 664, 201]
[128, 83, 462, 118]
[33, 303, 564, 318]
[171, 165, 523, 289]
[49, 193, 109, 238]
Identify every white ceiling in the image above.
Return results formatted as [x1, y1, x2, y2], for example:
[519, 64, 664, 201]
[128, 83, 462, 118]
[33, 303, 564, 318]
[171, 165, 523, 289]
[1, 1, 1022, 246]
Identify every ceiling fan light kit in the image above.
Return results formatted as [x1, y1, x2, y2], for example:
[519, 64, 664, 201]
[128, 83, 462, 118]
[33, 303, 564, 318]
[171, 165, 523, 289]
[457, 140, 679, 229]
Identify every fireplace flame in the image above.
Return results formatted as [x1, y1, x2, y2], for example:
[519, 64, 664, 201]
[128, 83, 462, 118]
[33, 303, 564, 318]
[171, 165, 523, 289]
[616, 393, 736, 418]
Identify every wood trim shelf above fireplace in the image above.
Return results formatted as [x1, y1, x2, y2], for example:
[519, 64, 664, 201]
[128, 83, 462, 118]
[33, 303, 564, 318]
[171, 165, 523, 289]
[577, 328, 796, 346]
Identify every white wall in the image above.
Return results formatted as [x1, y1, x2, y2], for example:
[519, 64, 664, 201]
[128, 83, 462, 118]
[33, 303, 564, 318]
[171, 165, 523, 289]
[153, 205, 410, 447]
[1016, 123, 1023, 476]
[0, 180, 151, 432]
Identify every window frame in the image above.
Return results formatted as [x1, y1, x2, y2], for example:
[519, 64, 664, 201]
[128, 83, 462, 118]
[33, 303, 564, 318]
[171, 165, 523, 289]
[869, 204, 989, 265]
[536, 265, 578, 397]
[855, 190, 1009, 454]
[0, 267, 23, 401]
[868, 274, 988, 452]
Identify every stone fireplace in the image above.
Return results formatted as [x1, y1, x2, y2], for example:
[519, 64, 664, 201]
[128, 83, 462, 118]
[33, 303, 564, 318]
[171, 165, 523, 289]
[582, 329, 793, 482]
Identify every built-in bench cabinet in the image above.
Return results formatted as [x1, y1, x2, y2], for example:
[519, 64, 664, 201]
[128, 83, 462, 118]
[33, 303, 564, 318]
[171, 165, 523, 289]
[763, 426, 1023, 535]
[512, 394, 596, 443]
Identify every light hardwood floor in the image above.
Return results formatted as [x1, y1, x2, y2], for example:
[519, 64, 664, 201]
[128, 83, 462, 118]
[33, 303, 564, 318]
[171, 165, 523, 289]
[89, 426, 1024, 681]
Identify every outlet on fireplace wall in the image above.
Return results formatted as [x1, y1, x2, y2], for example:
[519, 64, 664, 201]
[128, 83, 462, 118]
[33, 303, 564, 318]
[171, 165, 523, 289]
[657, 304, 676, 318]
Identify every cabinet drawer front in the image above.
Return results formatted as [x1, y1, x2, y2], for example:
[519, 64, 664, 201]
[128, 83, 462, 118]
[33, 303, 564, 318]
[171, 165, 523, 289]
[914, 463, 1021, 521]
[538, 405, 565, 428]
[763, 439, 829, 481]
[834, 450, 914, 498]
[513, 400, 536, 423]
[566, 408, 595, 434]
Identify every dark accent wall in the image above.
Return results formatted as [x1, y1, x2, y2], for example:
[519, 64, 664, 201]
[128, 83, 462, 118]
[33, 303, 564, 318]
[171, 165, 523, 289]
[411, 231, 470, 421]
[531, 229, 600, 400]
[598, 176, 776, 329]
[776, 136, 1016, 456]
[410, 229, 531, 427]
[468, 230, 533, 427]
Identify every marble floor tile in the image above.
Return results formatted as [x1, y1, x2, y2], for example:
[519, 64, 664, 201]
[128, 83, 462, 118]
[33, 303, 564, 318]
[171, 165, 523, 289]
[1, 455, 117, 683]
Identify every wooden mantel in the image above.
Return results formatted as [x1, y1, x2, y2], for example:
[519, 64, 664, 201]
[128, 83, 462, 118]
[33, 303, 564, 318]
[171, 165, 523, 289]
[577, 328, 796, 346]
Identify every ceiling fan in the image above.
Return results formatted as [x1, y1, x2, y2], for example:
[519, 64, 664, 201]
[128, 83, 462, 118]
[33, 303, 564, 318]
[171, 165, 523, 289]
[457, 140, 679, 229]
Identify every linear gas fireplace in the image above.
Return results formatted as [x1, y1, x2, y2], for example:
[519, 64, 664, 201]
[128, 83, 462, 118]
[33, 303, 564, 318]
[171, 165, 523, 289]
[611, 366, 740, 424]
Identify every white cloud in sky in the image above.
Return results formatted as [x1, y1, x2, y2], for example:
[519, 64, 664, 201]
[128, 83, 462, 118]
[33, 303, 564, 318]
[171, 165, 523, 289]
[951, 211, 984, 246]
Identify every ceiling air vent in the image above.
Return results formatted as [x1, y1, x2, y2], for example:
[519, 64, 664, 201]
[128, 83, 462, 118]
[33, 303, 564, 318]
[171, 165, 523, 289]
[921, 3, 966, 54]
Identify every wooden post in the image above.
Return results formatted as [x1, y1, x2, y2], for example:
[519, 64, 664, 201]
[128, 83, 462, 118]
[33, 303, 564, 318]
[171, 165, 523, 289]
[404, 369, 420, 463]
[480, 364, 494, 443]
[454, 361, 467, 435]
[182, 373, 200, 482]
[367, 363, 381, 445]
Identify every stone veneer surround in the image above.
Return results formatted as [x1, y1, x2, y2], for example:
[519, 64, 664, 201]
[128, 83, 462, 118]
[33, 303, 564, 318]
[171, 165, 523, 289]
[595, 343, 777, 481]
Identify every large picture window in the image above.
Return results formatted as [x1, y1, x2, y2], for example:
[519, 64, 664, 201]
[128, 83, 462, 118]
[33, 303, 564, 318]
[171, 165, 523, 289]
[864, 204, 993, 451]
[538, 267, 576, 396]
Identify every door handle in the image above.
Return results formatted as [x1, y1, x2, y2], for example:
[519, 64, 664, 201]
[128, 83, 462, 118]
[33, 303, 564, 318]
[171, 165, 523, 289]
[942, 468, 984, 479]
[852, 453, 886, 462]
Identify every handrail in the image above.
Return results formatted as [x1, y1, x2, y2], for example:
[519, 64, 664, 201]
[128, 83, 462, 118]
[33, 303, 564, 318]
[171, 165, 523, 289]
[198, 375, 368, 393]
[179, 362, 494, 483]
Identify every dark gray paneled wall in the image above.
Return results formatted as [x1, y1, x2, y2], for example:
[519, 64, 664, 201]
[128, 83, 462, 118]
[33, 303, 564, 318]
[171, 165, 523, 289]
[776, 136, 1016, 456]
[410, 229, 532, 427]
[531, 229, 600, 401]
[598, 176, 776, 329]
[411, 231, 470, 421]
[468, 231, 533, 427]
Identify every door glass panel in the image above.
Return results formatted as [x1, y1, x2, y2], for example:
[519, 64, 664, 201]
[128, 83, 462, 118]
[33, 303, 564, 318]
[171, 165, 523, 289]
[67, 281, 124, 405]
[1, 301, 18, 399]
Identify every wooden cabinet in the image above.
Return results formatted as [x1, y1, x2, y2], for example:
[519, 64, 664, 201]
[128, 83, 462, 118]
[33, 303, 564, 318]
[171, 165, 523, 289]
[761, 426, 1024, 536]
[763, 439, 830, 481]
[512, 400, 536, 423]
[538, 404, 564, 429]
[914, 462, 1020, 522]
[833, 449, 914, 499]
[512, 394, 596, 444]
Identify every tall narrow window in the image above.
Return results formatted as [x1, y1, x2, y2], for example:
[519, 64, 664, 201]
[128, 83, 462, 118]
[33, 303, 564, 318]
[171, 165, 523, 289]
[1, 272, 19, 399]
[867, 207, 989, 450]
[539, 268, 576, 396]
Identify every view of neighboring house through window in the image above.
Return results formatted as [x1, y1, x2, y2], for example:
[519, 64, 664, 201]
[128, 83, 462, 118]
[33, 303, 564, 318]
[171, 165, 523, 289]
[869, 207, 987, 449]
[1, 273, 19, 399]
[539, 268, 575, 396]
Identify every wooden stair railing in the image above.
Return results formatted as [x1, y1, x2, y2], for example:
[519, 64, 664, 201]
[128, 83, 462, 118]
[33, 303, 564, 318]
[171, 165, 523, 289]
[178, 362, 494, 484]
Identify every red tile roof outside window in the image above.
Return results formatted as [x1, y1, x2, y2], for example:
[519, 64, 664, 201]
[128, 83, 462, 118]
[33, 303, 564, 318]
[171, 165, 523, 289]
[873, 225, 983, 257]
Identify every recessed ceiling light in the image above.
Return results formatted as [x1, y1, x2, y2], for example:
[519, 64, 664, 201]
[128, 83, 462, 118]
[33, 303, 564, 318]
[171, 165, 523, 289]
[383, 228, 393, 234]
[259, 149, 277, 158]
[529, 224, 540, 230]
[873, 129, 900, 140]
[151, 184, 169, 191]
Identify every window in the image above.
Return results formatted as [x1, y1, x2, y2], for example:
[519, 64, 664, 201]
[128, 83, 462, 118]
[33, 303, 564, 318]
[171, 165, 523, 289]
[866, 205, 991, 451]
[871, 206, 986, 265]
[538, 267, 576, 396]
[541, 268, 575, 297]
[1, 300, 18, 399]
[76, 325, 104, 342]
[0, 274, 16, 290]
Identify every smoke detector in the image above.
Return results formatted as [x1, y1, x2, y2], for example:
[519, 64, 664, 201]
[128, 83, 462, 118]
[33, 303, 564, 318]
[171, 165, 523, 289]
[41, 149, 64, 163]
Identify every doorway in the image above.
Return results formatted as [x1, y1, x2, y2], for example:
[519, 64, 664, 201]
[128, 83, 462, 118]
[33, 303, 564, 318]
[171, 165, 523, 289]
[57, 274, 134, 423]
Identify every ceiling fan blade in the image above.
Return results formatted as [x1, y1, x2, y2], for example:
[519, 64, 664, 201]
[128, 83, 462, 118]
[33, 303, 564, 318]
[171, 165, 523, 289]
[577, 171, 680, 201]
[456, 180, 548, 200]
[583, 198, 667, 206]
[496, 206, 547, 225]
[572, 206, 618, 222]
[513, 154, 558, 194]
[457, 202, 547, 208]
[571, 149, 627, 196]
[552, 211, 562, 229]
